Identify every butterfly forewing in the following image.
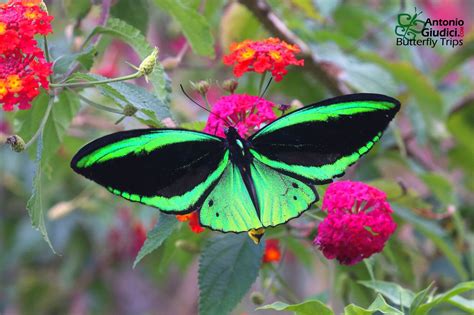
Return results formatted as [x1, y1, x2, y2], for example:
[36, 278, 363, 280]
[250, 94, 400, 182]
[71, 129, 228, 213]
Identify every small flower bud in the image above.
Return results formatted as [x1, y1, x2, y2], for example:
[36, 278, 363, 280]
[222, 79, 238, 94]
[123, 104, 138, 117]
[6, 135, 25, 152]
[190, 80, 210, 96]
[250, 291, 265, 305]
[138, 47, 159, 78]
[175, 240, 200, 253]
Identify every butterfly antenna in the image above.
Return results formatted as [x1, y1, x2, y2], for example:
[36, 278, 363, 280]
[179, 84, 232, 126]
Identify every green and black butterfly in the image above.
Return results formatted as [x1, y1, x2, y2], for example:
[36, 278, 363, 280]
[71, 93, 400, 241]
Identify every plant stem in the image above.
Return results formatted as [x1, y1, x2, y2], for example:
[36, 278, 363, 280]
[70, 89, 123, 114]
[268, 263, 300, 304]
[50, 72, 140, 88]
[303, 211, 324, 221]
[24, 96, 54, 149]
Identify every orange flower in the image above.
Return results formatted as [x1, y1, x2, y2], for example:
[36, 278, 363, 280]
[223, 38, 304, 81]
[262, 239, 281, 263]
[176, 211, 205, 233]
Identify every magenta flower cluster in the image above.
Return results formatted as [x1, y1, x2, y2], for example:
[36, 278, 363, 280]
[204, 94, 276, 138]
[314, 181, 397, 265]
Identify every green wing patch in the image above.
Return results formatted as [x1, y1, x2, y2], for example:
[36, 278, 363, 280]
[200, 162, 263, 232]
[251, 159, 318, 227]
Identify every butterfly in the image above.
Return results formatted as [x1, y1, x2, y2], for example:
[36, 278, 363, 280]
[71, 93, 400, 242]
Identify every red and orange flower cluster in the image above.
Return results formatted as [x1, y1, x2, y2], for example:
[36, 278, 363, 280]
[223, 38, 304, 81]
[0, 0, 53, 111]
[176, 212, 205, 233]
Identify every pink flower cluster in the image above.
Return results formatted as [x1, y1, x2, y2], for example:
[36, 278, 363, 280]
[204, 94, 277, 138]
[314, 181, 397, 265]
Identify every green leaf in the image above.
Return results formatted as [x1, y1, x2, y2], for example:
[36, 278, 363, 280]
[358, 280, 415, 308]
[435, 38, 474, 80]
[16, 91, 81, 164]
[153, 0, 215, 57]
[344, 295, 403, 315]
[27, 133, 55, 252]
[419, 173, 455, 205]
[53, 47, 96, 75]
[343, 304, 372, 315]
[89, 18, 170, 102]
[41, 91, 81, 165]
[367, 295, 404, 314]
[199, 233, 263, 315]
[290, 0, 323, 22]
[412, 281, 474, 315]
[447, 295, 474, 313]
[133, 214, 178, 268]
[111, 0, 150, 34]
[409, 283, 435, 315]
[282, 237, 315, 270]
[70, 73, 172, 126]
[258, 300, 334, 315]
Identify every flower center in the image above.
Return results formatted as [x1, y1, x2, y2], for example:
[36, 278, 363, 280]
[0, 22, 6, 35]
[6, 74, 23, 92]
[237, 47, 256, 62]
[269, 50, 282, 62]
[0, 79, 8, 98]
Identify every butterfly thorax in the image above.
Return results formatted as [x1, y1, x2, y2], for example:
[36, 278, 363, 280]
[224, 127, 260, 215]
[224, 127, 253, 167]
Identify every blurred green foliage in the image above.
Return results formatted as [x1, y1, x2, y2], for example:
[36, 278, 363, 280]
[1, 0, 473, 314]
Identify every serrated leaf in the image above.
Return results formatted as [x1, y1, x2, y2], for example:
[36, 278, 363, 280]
[111, 0, 149, 34]
[133, 214, 178, 268]
[358, 280, 415, 308]
[70, 73, 172, 126]
[16, 91, 81, 164]
[154, 0, 215, 57]
[89, 18, 170, 102]
[199, 233, 263, 315]
[27, 134, 55, 252]
[258, 300, 334, 315]
[53, 47, 96, 75]
[412, 281, 474, 315]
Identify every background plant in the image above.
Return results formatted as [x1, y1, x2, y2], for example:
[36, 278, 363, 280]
[0, 0, 473, 314]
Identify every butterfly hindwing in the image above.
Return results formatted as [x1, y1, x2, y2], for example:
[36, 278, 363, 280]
[250, 93, 400, 182]
[71, 129, 228, 213]
[199, 162, 263, 232]
[250, 159, 318, 227]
